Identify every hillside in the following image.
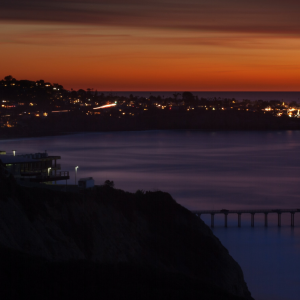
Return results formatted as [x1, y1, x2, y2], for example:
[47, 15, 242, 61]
[0, 163, 253, 299]
[2, 110, 300, 141]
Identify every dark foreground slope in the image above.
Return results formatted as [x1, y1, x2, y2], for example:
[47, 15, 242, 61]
[0, 167, 253, 300]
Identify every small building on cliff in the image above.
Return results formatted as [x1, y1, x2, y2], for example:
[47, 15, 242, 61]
[0, 151, 69, 183]
[78, 177, 94, 189]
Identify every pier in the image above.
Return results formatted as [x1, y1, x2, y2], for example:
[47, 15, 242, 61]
[192, 209, 300, 228]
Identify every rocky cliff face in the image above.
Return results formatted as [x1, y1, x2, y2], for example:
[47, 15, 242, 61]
[0, 164, 253, 299]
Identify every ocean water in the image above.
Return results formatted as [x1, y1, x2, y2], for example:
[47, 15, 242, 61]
[1, 130, 300, 300]
[101, 91, 300, 102]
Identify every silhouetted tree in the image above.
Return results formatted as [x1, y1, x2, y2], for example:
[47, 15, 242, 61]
[4, 75, 15, 82]
[182, 92, 195, 105]
[104, 180, 114, 188]
[173, 93, 181, 101]
[289, 101, 298, 108]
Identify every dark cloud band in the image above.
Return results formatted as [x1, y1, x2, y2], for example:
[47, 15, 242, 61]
[0, 0, 300, 35]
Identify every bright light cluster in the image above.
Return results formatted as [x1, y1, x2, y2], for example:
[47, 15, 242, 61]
[93, 104, 117, 110]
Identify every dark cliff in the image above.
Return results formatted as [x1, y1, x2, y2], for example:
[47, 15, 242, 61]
[0, 165, 253, 300]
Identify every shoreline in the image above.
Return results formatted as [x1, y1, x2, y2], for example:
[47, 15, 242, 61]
[1, 110, 300, 141]
[1, 126, 300, 141]
[0, 130, 82, 141]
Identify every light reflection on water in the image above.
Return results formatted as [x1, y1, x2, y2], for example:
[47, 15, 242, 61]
[1, 130, 300, 300]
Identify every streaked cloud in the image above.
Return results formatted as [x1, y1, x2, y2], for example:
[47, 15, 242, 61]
[1, 0, 300, 35]
[1, 0, 300, 90]
[0, 24, 132, 46]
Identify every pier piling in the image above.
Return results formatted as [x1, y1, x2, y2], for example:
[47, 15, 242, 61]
[192, 209, 298, 228]
[251, 213, 255, 227]
[224, 213, 228, 228]
[238, 213, 241, 227]
[278, 213, 281, 227]
[291, 212, 295, 227]
[264, 213, 268, 227]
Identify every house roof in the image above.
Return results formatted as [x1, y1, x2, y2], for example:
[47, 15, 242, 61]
[0, 155, 35, 164]
[0, 153, 60, 164]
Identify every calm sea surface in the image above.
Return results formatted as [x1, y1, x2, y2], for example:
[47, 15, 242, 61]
[1, 130, 300, 300]
[102, 91, 300, 102]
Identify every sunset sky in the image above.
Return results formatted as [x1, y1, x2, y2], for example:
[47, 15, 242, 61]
[1, 0, 300, 91]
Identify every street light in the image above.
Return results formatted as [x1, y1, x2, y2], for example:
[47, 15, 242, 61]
[12, 150, 16, 156]
[48, 167, 51, 176]
[75, 166, 79, 185]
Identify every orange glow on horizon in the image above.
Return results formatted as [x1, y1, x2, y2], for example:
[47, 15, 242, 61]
[1, 22, 300, 91]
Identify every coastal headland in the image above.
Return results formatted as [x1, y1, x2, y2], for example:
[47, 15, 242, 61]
[0, 163, 253, 299]
[1, 76, 300, 140]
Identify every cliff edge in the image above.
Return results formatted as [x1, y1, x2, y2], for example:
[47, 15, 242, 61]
[0, 163, 253, 299]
